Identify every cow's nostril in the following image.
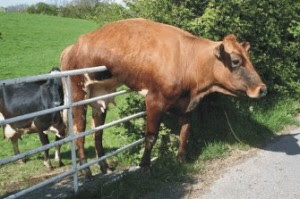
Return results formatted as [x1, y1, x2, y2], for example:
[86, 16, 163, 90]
[259, 86, 267, 97]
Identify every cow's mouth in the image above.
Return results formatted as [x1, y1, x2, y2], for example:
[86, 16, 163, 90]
[221, 85, 247, 97]
[231, 89, 247, 97]
[212, 84, 247, 97]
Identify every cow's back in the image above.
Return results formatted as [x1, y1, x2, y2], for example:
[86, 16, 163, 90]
[69, 19, 203, 96]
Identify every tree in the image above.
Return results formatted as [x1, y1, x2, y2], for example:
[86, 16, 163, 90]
[26, 3, 58, 15]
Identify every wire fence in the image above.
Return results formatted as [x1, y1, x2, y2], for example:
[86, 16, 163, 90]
[0, 66, 146, 199]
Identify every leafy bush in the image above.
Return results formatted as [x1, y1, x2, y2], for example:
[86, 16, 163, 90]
[119, 0, 300, 163]
[26, 2, 58, 16]
[127, 0, 300, 96]
[94, 2, 130, 25]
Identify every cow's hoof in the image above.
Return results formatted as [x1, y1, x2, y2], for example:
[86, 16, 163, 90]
[81, 168, 93, 180]
[139, 161, 151, 169]
[46, 165, 54, 171]
[99, 162, 109, 174]
[55, 158, 64, 167]
[176, 155, 187, 164]
[138, 166, 151, 177]
[106, 168, 113, 174]
[44, 161, 53, 171]
[18, 159, 26, 164]
[58, 161, 65, 167]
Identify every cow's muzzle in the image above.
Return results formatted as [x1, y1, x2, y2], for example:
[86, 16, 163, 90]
[247, 84, 267, 98]
[258, 85, 267, 98]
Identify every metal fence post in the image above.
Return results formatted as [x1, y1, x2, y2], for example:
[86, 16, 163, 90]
[0, 67, 148, 198]
[65, 75, 78, 193]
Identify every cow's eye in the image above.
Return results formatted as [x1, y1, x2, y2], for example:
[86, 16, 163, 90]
[231, 60, 241, 68]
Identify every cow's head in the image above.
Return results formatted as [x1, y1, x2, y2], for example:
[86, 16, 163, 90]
[213, 34, 267, 98]
[44, 68, 64, 107]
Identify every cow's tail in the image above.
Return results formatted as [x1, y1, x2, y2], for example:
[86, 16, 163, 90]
[60, 45, 75, 130]
[60, 44, 75, 71]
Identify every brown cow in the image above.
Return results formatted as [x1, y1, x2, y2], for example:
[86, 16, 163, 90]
[60, 18, 267, 178]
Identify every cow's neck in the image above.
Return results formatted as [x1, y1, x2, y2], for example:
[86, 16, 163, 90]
[186, 40, 217, 96]
[182, 40, 221, 112]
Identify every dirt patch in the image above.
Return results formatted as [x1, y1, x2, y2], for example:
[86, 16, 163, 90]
[186, 149, 258, 199]
[1, 167, 67, 197]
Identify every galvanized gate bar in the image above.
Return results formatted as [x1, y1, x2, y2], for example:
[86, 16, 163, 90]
[0, 90, 129, 126]
[0, 66, 147, 199]
[72, 90, 130, 107]
[4, 138, 145, 199]
[77, 138, 145, 171]
[65, 75, 79, 193]
[0, 66, 107, 86]
[4, 169, 75, 199]
[0, 105, 68, 126]
[0, 111, 146, 166]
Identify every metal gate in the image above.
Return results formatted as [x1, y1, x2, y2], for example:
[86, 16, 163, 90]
[0, 66, 146, 199]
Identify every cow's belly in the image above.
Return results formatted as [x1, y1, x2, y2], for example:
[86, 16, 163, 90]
[1, 113, 19, 139]
[3, 124, 19, 139]
[3, 121, 38, 140]
[85, 78, 120, 112]
[1, 112, 39, 140]
[82, 76, 148, 113]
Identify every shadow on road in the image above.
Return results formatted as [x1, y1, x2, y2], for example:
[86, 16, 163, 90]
[263, 132, 300, 155]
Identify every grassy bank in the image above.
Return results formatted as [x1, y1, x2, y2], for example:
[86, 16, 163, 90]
[72, 94, 300, 199]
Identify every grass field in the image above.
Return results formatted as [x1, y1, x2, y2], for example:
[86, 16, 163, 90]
[0, 12, 299, 199]
[0, 13, 136, 196]
[0, 12, 98, 78]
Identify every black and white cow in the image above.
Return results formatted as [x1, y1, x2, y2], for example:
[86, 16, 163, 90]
[0, 68, 66, 170]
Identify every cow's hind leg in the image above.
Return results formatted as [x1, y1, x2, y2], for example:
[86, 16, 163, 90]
[54, 136, 64, 167]
[73, 105, 91, 177]
[38, 132, 53, 170]
[11, 138, 25, 164]
[91, 107, 110, 173]
[139, 91, 169, 168]
[69, 75, 92, 178]
[61, 49, 92, 178]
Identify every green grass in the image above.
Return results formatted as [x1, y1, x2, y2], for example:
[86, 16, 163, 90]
[0, 12, 98, 78]
[0, 12, 300, 199]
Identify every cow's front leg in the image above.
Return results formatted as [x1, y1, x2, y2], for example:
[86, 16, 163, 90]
[38, 132, 53, 170]
[11, 137, 25, 164]
[177, 115, 191, 163]
[54, 136, 64, 167]
[139, 92, 167, 168]
[91, 107, 110, 174]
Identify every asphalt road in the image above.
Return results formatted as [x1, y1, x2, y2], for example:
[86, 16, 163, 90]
[200, 127, 300, 199]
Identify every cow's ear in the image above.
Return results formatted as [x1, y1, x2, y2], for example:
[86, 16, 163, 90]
[214, 43, 224, 59]
[241, 41, 250, 51]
